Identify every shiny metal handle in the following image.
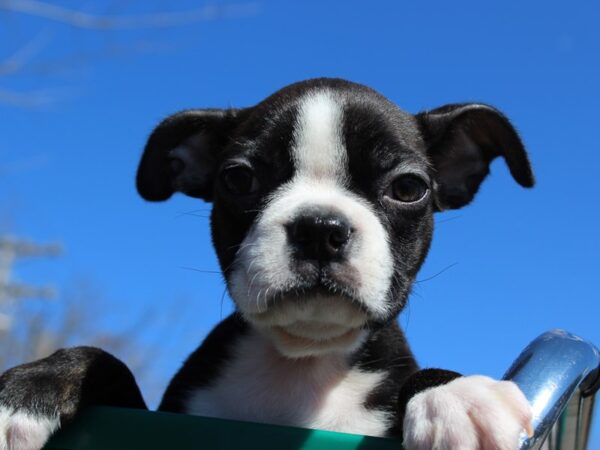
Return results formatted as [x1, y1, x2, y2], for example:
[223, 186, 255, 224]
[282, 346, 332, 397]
[503, 330, 600, 450]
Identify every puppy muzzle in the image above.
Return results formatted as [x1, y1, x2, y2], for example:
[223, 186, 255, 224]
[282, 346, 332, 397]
[247, 292, 370, 358]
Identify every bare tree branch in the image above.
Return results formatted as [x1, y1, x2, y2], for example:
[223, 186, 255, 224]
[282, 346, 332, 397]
[0, 281, 167, 402]
[0, 155, 50, 176]
[0, 2, 258, 108]
[0, 29, 50, 76]
[0, 87, 61, 108]
[6, 37, 182, 77]
[0, 0, 258, 30]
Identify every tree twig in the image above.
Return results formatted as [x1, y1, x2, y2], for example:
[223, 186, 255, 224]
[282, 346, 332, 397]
[0, 29, 51, 76]
[0, 87, 60, 108]
[0, 0, 258, 30]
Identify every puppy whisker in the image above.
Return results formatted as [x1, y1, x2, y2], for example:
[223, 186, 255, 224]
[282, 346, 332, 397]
[228, 241, 260, 255]
[435, 215, 462, 225]
[179, 266, 221, 275]
[255, 288, 264, 313]
[262, 287, 272, 313]
[219, 287, 228, 319]
[415, 263, 458, 284]
[175, 212, 210, 219]
[247, 270, 263, 300]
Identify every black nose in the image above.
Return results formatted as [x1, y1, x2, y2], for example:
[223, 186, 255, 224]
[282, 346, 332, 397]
[287, 212, 353, 262]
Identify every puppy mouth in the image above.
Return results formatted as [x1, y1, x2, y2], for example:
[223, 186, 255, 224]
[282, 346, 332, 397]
[248, 279, 364, 314]
[246, 283, 367, 323]
[241, 285, 370, 357]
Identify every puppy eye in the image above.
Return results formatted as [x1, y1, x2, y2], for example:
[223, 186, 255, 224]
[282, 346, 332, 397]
[389, 174, 429, 203]
[221, 165, 259, 195]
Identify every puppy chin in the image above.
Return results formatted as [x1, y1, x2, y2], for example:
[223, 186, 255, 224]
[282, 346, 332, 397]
[259, 325, 368, 358]
[240, 294, 370, 358]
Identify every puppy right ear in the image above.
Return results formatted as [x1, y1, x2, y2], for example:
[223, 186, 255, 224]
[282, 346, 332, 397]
[136, 109, 242, 202]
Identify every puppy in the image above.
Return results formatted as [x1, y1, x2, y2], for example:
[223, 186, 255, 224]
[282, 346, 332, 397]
[0, 78, 534, 450]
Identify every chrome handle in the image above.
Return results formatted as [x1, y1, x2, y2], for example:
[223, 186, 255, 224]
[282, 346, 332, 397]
[503, 330, 600, 450]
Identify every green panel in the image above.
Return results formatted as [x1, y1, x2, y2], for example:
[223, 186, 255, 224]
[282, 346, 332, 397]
[44, 407, 402, 450]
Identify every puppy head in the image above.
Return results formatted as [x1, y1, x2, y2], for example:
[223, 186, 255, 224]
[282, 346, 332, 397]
[137, 78, 534, 358]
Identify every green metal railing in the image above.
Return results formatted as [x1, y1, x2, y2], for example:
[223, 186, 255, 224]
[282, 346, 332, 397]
[44, 407, 400, 450]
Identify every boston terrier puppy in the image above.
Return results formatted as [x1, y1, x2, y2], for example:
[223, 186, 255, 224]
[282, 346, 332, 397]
[0, 78, 535, 450]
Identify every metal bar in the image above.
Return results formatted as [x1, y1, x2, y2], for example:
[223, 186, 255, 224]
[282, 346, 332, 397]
[503, 330, 600, 450]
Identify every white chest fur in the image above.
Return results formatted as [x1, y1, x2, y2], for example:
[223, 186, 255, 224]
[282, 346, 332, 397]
[184, 331, 391, 437]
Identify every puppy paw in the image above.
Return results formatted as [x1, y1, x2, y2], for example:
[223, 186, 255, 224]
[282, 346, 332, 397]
[403, 375, 532, 450]
[0, 408, 59, 450]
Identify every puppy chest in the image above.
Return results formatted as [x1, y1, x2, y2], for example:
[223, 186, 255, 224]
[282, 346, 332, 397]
[184, 335, 391, 437]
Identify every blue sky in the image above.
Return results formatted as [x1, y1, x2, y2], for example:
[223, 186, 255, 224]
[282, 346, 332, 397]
[1, 0, 599, 444]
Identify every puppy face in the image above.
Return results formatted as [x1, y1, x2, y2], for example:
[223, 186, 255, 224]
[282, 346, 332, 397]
[217, 90, 433, 356]
[137, 78, 534, 357]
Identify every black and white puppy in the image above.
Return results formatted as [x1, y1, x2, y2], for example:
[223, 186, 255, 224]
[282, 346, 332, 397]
[0, 78, 535, 450]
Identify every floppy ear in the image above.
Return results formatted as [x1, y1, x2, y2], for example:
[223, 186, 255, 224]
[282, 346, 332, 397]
[136, 108, 242, 202]
[416, 104, 534, 211]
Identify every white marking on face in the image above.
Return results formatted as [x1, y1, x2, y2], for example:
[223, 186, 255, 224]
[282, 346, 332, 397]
[0, 408, 60, 450]
[292, 91, 347, 181]
[228, 90, 394, 357]
[185, 331, 391, 437]
[403, 376, 533, 450]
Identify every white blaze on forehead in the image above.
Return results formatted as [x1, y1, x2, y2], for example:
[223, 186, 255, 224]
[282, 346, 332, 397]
[293, 91, 347, 181]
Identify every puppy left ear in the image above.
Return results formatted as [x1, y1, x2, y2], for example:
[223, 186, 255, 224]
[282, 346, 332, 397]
[137, 108, 243, 202]
[416, 104, 534, 211]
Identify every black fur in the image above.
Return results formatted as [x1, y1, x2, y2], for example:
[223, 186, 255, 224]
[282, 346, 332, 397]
[159, 314, 248, 413]
[0, 347, 146, 419]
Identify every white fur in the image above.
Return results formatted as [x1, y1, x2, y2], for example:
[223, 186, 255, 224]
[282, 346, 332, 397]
[185, 330, 391, 437]
[403, 375, 533, 450]
[292, 91, 347, 182]
[228, 90, 394, 357]
[0, 408, 59, 450]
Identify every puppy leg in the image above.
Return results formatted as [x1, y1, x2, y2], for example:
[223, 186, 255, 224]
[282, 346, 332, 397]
[0, 347, 146, 450]
[402, 375, 532, 450]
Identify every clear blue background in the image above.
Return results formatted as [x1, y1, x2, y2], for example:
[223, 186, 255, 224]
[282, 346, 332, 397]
[1, 0, 599, 445]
